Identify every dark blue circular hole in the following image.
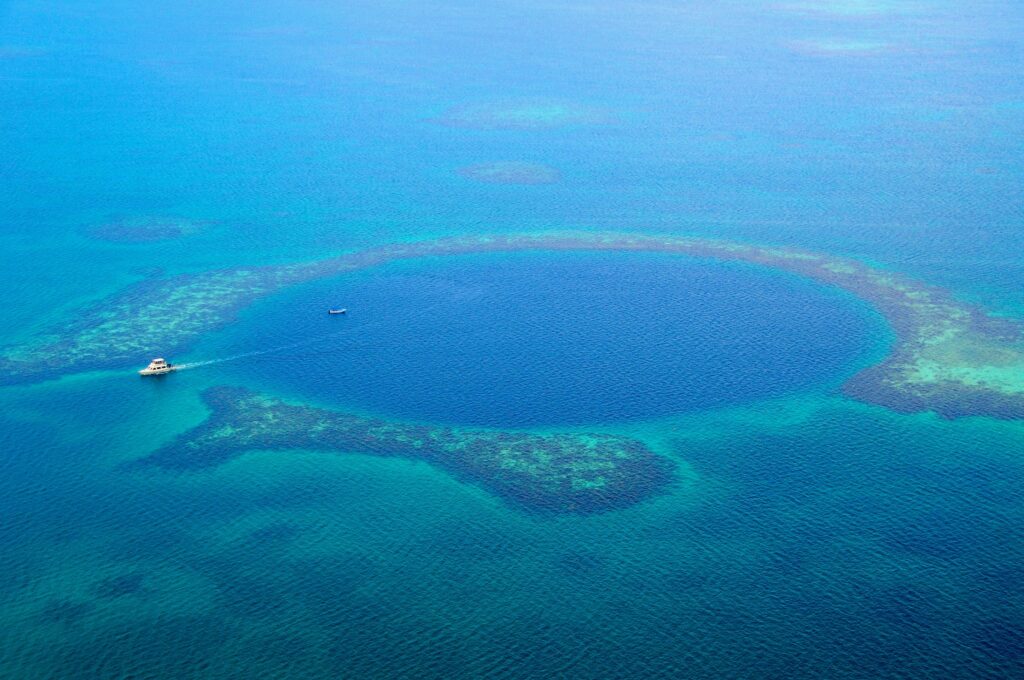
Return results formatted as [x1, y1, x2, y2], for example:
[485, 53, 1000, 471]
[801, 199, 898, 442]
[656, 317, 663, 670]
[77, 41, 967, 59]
[227, 251, 880, 428]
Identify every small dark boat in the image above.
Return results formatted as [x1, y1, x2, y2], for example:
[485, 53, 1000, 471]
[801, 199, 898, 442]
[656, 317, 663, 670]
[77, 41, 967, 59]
[328, 308, 347, 315]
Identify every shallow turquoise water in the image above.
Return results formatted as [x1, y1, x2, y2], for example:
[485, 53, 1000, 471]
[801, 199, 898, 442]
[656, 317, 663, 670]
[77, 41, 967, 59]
[2, 1, 1023, 677]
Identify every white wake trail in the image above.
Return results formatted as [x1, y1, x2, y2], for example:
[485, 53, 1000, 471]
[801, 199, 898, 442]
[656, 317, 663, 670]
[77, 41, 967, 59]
[173, 329, 353, 371]
[170, 297, 451, 373]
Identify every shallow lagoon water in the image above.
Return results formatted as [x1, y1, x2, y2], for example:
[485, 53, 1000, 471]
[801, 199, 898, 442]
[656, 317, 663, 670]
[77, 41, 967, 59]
[2, 0, 1024, 678]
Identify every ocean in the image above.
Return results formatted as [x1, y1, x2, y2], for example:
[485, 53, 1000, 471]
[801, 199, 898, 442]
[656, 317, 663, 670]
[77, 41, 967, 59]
[1, 1, 1023, 677]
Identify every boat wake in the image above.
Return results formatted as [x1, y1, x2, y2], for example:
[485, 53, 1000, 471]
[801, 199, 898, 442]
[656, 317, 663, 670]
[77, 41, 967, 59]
[173, 331, 352, 372]
[168, 297, 450, 374]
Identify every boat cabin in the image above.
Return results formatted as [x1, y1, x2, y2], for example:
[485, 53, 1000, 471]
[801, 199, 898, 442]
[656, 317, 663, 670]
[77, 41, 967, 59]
[139, 357, 174, 376]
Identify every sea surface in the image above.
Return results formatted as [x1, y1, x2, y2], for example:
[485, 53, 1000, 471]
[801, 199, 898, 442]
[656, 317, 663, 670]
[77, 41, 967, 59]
[1, 1, 1023, 677]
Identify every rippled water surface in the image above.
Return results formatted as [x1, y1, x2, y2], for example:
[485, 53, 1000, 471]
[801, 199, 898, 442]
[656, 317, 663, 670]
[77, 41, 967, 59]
[221, 252, 883, 427]
[1, 1, 1023, 678]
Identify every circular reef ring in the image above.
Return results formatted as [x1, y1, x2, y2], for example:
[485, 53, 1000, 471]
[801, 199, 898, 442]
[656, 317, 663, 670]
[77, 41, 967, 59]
[6, 231, 1024, 514]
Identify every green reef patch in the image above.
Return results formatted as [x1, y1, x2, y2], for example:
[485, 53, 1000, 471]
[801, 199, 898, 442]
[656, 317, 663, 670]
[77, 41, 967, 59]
[84, 217, 209, 244]
[788, 38, 897, 57]
[136, 386, 675, 516]
[456, 161, 560, 185]
[0, 264, 317, 384]
[775, 1, 916, 18]
[3, 232, 1024, 419]
[432, 99, 611, 130]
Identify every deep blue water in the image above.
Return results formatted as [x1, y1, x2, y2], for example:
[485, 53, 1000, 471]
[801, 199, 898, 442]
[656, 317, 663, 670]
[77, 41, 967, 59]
[226, 252, 882, 427]
[2, 1, 1024, 678]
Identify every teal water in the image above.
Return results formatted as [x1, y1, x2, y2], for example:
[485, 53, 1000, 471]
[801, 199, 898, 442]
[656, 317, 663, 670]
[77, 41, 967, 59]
[2, 1, 1024, 677]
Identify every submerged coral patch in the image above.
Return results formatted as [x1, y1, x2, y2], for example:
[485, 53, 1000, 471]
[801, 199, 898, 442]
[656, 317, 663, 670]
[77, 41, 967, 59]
[0, 46, 47, 59]
[457, 162, 560, 185]
[433, 99, 611, 130]
[0, 263, 321, 384]
[94, 572, 148, 599]
[788, 39, 896, 57]
[138, 387, 675, 516]
[85, 217, 206, 244]
[775, 0, 912, 17]
[39, 600, 93, 625]
[3, 232, 1024, 419]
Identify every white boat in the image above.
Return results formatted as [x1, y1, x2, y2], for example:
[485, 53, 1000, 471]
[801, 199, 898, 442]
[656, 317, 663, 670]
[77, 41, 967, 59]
[139, 357, 176, 376]
[328, 308, 347, 315]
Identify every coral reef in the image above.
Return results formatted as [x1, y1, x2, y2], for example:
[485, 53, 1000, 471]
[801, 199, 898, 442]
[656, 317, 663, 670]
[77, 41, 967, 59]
[84, 217, 207, 244]
[0, 264, 315, 384]
[138, 387, 675, 515]
[456, 162, 560, 185]
[432, 99, 611, 130]
[3, 232, 1023, 419]
[788, 39, 896, 57]
[775, 1, 912, 18]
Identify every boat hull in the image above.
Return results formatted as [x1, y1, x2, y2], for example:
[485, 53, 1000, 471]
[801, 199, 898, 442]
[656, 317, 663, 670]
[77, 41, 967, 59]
[139, 367, 176, 376]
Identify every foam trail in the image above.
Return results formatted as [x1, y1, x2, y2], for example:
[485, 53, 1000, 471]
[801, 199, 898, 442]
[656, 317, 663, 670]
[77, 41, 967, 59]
[174, 332, 347, 371]
[172, 297, 452, 372]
